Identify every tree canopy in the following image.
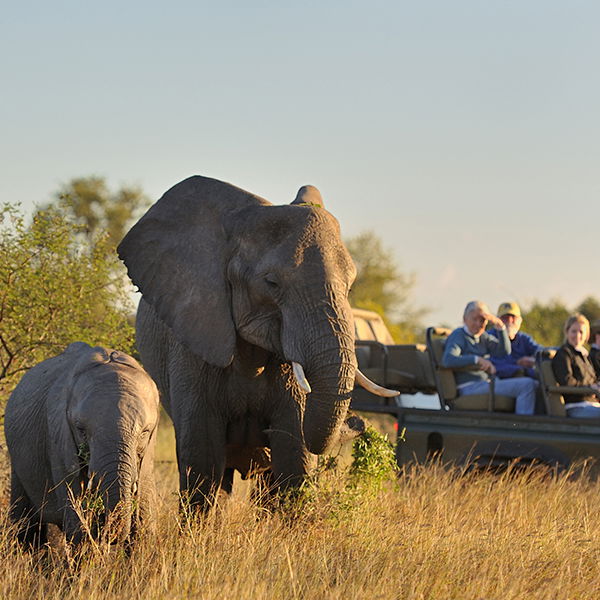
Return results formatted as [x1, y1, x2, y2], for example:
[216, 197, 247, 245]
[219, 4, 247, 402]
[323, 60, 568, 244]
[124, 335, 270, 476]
[0, 203, 135, 404]
[52, 176, 150, 249]
[520, 300, 571, 347]
[521, 296, 600, 348]
[346, 231, 427, 343]
[576, 296, 600, 326]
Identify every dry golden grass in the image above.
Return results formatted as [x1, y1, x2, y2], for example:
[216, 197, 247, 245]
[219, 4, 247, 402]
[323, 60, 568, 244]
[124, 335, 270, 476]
[2, 416, 600, 599]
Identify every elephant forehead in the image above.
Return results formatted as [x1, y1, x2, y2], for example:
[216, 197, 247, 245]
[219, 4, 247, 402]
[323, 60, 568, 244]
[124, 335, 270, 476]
[72, 363, 158, 408]
[293, 231, 355, 273]
[71, 348, 149, 384]
[235, 206, 353, 269]
[234, 204, 336, 241]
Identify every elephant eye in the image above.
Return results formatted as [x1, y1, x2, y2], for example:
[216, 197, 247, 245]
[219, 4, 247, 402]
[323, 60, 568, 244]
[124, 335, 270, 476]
[139, 429, 151, 446]
[264, 275, 279, 289]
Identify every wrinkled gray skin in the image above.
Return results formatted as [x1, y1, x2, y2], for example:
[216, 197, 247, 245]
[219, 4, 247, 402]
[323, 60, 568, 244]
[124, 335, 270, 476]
[118, 176, 358, 508]
[4, 342, 160, 548]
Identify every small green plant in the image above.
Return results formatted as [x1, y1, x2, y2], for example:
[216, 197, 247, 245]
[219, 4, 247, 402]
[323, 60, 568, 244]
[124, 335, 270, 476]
[297, 201, 323, 208]
[80, 490, 105, 514]
[348, 426, 399, 493]
[77, 441, 90, 466]
[275, 480, 319, 520]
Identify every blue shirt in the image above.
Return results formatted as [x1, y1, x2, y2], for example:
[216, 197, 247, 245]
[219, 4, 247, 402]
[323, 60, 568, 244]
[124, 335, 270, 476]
[442, 326, 511, 387]
[487, 330, 541, 379]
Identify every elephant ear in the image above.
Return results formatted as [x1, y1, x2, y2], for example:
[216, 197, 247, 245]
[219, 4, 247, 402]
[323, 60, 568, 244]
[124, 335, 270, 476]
[118, 175, 270, 367]
[46, 362, 83, 489]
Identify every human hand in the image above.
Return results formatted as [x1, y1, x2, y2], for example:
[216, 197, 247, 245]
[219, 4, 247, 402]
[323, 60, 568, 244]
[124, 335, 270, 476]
[517, 356, 536, 369]
[477, 357, 496, 374]
[483, 312, 505, 330]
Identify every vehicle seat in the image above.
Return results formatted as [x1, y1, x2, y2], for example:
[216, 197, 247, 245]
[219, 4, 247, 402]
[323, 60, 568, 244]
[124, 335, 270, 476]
[355, 340, 436, 393]
[387, 343, 437, 393]
[425, 327, 515, 412]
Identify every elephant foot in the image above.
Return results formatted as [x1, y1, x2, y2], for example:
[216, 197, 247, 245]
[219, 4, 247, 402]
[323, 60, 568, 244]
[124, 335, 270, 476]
[16, 521, 48, 551]
[177, 478, 223, 519]
[248, 470, 310, 515]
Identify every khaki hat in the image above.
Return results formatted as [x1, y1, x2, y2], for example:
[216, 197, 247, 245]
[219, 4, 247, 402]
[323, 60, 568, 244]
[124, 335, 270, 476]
[497, 301, 521, 318]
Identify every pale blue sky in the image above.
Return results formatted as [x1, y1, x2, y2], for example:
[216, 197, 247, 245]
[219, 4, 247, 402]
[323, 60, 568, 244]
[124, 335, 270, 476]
[2, 1, 598, 326]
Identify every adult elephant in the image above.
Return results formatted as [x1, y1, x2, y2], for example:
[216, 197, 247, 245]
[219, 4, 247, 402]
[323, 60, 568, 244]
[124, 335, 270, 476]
[118, 176, 395, 508]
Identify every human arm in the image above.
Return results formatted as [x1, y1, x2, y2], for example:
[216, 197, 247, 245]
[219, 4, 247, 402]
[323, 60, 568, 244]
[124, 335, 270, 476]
[516, 356, 536, 369]
[552, 349, 576, 386]
[492, 356, 524, 378]
[590, 348, 600, 379]
[552, 348, 587, 387]
[442, 329, 496, 373]
[442, 329, 479, 369]
[516, 334, 541, 369]
[484, 327, 511, 358]
[552, 348, 599, 397]
[487, 329, 516, 376]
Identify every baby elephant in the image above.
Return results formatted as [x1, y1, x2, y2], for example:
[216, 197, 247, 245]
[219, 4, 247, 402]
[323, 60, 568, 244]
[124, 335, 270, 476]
[4, 342, 160, 548]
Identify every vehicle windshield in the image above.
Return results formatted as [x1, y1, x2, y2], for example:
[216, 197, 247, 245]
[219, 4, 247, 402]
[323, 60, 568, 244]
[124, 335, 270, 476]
[353, 309, 395, 344]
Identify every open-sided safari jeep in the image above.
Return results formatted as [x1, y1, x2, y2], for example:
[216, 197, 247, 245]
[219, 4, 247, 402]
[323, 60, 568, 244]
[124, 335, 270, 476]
[351, 310, 600, 474]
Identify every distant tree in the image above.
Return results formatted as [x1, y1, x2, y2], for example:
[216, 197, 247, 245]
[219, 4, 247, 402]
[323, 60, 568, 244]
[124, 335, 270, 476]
[52, 176, 150, 249]
[347, 232, 407, 315]
[514, 297, 600, 348]
[0, 203, 135, 405]
[346, 231, 427, 342]
[521, 300, 571, 347]
[576, 296, 600, 325]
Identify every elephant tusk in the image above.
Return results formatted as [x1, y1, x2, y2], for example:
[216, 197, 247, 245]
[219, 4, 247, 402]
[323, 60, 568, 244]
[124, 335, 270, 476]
[292, 362, 312, 394]
[355, 369, 399, 398]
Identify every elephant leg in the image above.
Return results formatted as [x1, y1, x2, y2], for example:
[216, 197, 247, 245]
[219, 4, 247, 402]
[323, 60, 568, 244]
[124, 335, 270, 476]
[220, 468, 234, 496]
[63, 506, 85, 546]
[174, 412, 228, 512]
[55, 482, 87, 546]
[10, 471, 47, 549]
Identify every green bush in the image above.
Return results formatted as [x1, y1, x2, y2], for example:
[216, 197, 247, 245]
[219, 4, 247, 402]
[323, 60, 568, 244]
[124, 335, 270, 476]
[349, 426, 399, 493]
[0, 203, 135, 406]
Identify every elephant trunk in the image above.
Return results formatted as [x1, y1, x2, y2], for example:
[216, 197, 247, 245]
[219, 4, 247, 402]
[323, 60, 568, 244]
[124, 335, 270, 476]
[297, 307, 357, 455]
[89, 452, 136, 542]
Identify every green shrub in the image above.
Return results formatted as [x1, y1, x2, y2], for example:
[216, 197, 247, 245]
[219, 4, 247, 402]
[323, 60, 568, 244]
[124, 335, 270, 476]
[349, 426, 399, 492]
[0, 203, 135, 406]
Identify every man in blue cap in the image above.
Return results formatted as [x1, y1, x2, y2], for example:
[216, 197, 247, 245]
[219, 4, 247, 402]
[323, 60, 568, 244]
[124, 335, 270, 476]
[489, 302, 542, 380]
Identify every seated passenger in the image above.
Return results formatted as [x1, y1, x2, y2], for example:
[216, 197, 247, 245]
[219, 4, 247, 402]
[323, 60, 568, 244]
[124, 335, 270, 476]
[488, 302, 542, 380]
[590, 320, 600, 379]
[488, 301, 545, 414]
[552, 313, 600, 418]
[442, 300, 536, 415]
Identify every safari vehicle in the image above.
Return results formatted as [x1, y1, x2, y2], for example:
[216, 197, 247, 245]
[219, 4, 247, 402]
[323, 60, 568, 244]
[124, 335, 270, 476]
[351, 311, 600, 473]
[352, 309, 439, 409]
